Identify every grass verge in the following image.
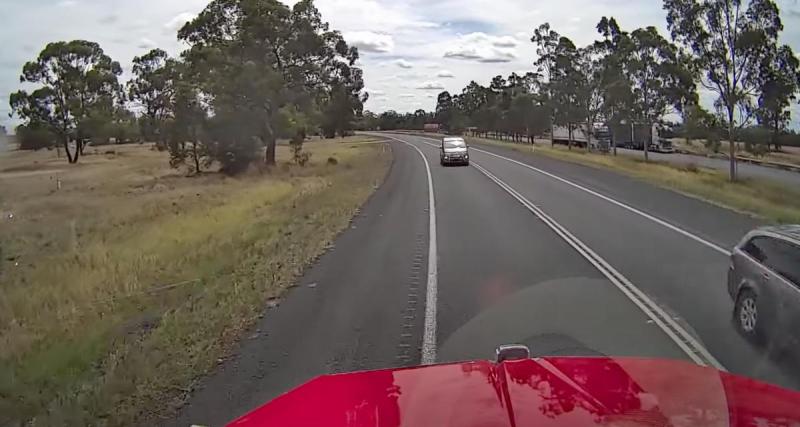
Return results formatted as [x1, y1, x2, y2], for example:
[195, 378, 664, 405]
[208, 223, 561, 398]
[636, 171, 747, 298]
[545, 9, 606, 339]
[458, 134, 800, 224]
[0, 136, 390, 425]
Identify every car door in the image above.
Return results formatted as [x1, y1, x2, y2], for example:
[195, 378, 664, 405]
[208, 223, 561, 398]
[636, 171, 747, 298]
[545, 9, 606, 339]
[759, 238, 800, 347]
[740, 237, 781, 334]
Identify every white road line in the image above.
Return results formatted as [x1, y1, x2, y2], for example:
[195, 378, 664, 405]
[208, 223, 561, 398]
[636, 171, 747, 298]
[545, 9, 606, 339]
[378, 133, 725, 369]
[380, 134, 439, 364]
[403, 133, 732, 257]
[471, 161, 725, 370]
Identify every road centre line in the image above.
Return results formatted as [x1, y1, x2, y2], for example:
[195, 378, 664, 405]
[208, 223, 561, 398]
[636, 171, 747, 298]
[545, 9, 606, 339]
[380, 135, 439, 364]
[470, 161, 725, 369]
[405, 134, 731, 257]
[391, 133, 725, 369]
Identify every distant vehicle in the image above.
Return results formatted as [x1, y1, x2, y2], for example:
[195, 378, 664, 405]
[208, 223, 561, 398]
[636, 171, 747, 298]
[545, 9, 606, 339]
[551, 123, 611, 151]
[728, 225, 800, 348]
[440, 137, 469, 166]
[610, 123, 674, 153]
[424, 123, 441, 133]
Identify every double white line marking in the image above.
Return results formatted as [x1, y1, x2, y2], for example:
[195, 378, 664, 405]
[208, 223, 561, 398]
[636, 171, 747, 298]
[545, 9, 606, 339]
[378, 133, 725, 370]
[471, 162, 725, 370]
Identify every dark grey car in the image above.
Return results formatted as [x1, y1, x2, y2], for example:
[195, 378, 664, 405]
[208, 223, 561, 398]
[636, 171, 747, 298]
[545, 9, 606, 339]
[728, 225, 800, 348]
[440, 137, 469, 166]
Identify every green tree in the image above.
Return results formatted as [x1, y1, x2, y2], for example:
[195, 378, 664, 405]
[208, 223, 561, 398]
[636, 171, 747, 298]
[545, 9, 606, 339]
[595, 17, 635, 154]
[321, 66, 367, 138]
[9, 40, 121, 163]
[531, 23, 563, 144]
[664, 0, 783, 180]
[575, 46, 606, 150]
[682, 103, 715, 146]
[550, 36, 584, 149]
[756, 44, 800, 151]
[15, 122, 55, 150]
[179, 0, 362, 169]
[435, 91, 455, 130]
[168, 67, 212, 174]
[128, 49, 178, 145]
[620, 26, 691, 160]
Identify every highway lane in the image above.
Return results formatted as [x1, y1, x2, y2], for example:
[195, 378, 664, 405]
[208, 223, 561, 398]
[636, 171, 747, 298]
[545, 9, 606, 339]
[169, 140, 432, 426]
[393, 133, 799, 391]
[393, 135, 689, 363]
[169, 135, 694, 426]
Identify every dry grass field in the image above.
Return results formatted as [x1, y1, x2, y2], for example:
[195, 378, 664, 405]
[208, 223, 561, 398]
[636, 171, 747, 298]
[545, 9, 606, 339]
[0, 136, 390, 425]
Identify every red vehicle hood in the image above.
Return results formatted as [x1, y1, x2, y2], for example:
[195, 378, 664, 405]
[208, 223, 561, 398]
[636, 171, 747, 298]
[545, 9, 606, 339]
[228, 357, 800, 426]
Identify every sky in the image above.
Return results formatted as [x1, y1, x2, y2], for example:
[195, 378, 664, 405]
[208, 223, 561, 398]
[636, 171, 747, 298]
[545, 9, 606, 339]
[2, 0, 800, 131]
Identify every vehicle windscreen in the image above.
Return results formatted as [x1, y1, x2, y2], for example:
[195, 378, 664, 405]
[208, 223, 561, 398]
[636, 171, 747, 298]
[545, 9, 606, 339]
[5, 0, 800, 424]
[444, 140, 466, 149]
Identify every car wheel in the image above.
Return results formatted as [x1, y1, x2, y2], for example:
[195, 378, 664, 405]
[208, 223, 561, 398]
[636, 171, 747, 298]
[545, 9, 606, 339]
[735, 289, 762, 342]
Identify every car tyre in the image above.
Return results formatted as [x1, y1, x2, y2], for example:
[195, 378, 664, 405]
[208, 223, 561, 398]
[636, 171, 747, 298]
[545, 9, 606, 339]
[735, 289, 762, 343]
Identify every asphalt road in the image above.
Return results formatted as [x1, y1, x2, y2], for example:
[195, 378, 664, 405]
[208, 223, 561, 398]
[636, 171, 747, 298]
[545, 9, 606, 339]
[170, 132, 799, 426]
[614, 146, 800, 186]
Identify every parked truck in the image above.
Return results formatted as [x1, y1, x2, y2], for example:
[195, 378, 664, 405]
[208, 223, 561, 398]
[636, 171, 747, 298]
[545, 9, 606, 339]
[551, 123, 612, 151]
[424, 123, 441, 133]
[610, 123, 674, 153]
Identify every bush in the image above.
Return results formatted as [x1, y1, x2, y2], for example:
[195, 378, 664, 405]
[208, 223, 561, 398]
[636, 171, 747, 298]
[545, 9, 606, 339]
[703, 136, 721, 153]
[748, 142, 768, 157]
[684, 163, 700, 173]
[290, 133, 311, 166]
[327, 156, 338, 165]
[17, 124, 55, 150]
[215, 137, 260, 175]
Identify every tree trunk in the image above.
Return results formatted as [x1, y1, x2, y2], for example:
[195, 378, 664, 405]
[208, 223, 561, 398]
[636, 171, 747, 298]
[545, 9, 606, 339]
[568, 124, 573, 151]
[728, 119, 736, 181]
[727, 107, 737, 181]
[63, 139, 75, 164]
[193, 142, 201, 174]
[265, 140, 276, 165]
[772, 120, 779, 152]
[586, 119, 592, 152]
[550, 123, 554, 147]
[644, 122, 650, 162]
[612, 131, 617, 156]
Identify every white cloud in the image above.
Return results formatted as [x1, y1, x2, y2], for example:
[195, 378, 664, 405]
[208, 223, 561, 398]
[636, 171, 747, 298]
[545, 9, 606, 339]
[164, 12, 196, 32]
[137, 37, 157, 50]
[3, 0, 800, 125]
[394, 59, 413, 69]
[345, 31, 394, 53]
[444, 47, 517, 63]
[442, 32, 519, 63]
[98, 15, 119, 24]
[416, 81, 445, 90]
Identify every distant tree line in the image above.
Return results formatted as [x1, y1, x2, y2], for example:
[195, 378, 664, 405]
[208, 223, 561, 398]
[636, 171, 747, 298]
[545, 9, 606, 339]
[357, 0, 800, 180]
[9, 0, 366, 174]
